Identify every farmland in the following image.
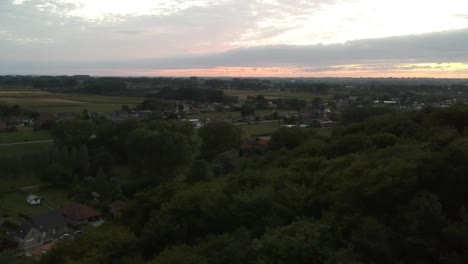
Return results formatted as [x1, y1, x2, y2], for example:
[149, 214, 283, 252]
[239, 121, 281, 137]
[0, 126, 51, 144]
[0, 89, 143, 113]
[223, 89, 331, 102]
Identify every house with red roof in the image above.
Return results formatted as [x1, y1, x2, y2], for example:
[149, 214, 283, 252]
[62, 202, 101, 226]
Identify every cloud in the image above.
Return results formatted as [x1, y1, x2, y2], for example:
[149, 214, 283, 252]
[2, 28, 468, 77]
[117, 28, 468, 69]
[1, 0, 468, 77]
[115, 30, 147, 35]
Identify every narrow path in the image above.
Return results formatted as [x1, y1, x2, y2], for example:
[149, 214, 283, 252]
[0, 139, 53, 146]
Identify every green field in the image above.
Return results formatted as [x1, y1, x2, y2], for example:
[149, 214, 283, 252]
[0, 89, 143, 113]
[224, 89, 331, 102]
[0, 127, 51, 144]
[0, 141, 53, 155]
[239, 121, 281, 137]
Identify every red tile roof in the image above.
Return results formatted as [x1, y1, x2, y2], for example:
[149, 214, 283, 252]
[62, 202, 100, 220]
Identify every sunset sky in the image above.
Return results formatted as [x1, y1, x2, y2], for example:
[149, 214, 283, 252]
[1, 0, 468, 77]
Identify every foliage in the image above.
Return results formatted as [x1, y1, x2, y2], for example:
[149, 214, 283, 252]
[13, 105, 468, 263]
[198, 121, 242, 160]
[38, 224, 136, 264]
[269, 127, 309, 150]
[51, 119, 94, 148]
[126, 129, 193, 183]
[341, 107, 394, 125]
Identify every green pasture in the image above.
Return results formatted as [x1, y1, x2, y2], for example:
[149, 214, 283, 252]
[0, 141, 52, 155]
[239, 121, 281, 137]
[0, 127, 51, 144]
[0, 90, 143, 113]
[223, 89, 331, 102]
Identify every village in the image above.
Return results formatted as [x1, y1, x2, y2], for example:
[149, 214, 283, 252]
[1, 185, 126, 256]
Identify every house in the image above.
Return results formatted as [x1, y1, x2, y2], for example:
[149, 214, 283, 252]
[62, 202, 101, 226]
[109, 200, 127, 217]
[27, 195, 41, 205]
[14, 210, 67, 250]
[30, 210, 68, 241]
[14, 223, 43, 250]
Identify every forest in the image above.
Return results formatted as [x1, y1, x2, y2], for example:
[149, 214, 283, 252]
[1, 104, 468, 264]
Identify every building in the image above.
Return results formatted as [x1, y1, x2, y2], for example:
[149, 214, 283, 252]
[14, 210, 67, 250]
[62, 202, 101, 226]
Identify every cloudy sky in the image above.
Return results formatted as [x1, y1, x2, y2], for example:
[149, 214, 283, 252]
[1, 0, 468, 77]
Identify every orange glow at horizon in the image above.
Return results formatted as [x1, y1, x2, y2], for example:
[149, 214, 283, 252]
[114, 64, 468, 78]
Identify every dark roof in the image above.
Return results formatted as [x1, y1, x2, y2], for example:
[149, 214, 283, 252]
[31, 210, 67, 232]
[63, 202, 100, 220]
[15, 210, 67, 239]
[14, 222, 36, 239]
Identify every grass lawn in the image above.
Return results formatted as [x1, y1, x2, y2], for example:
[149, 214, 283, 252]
[0, 187, 70, 225]
[0, 90, 144, 113]
[0, 175, 43, 193]
[239, 121, 281, 137]
[0, 141, 53, 156]
[0, 127, 51, 144]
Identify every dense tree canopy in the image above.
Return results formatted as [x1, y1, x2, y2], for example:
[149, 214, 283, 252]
[13, 105, 468, 264]
[198, 121, 242, 160]
[126, 128, 193, 183]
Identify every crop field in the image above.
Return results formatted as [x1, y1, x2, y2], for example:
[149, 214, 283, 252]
[0, 89, 143, 113]
[223, 89, 332, 102]
[239, 121, 281, 137]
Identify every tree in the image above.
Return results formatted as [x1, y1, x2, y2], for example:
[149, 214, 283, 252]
[269, 127, 308, 150]
[433, 105, 468, 135]
[241, 104, 255, 117]
[126, 129, 193, 183]
[212, 150, 238, 176]
[186, 160, 213, 184]
[371, 133, 397, 148]
[38, 224, 135, 264]
[253, 218, 339, 264]
[42, 163, 72, 185]
[0, 250, 28, 264]
[51, 119, 94, 148]
[94, 168, 112, 203]
[78, 144, 90, 176]
[198, 121, 242, 160]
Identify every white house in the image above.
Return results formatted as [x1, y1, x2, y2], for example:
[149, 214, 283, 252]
[27, 195, 41, 205]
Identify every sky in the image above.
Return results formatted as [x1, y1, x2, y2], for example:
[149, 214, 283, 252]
[1, 0, 468, 77]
